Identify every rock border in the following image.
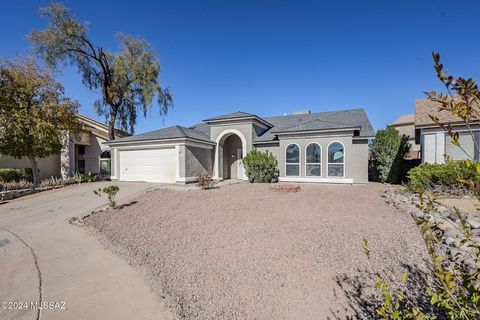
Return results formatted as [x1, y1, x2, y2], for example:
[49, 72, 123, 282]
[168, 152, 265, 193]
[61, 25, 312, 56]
[383, 188, 480, 271]
[0, 185, 64, 201]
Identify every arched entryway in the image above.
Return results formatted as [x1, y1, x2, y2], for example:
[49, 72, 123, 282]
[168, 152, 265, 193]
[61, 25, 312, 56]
[215, 130, 247, 180]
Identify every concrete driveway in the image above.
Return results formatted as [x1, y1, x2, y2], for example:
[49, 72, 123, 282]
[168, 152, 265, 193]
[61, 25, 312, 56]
[0, 181, 174, 320]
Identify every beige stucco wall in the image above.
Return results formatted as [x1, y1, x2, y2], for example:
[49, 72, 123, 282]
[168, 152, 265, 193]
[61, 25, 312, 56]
[0, 154, 61, 180]
[184, 145, 214, 178]
[82, 134, 108, 174]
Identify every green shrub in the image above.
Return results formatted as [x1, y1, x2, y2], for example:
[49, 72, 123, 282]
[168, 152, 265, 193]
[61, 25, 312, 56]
[242, 149, 279, 183]
[0, 168, 33, 182]
[370, 127, 410, 183]
[407, 161, 480, 191]
[74, 172, 98, 183]
[93, 185, 120, 208]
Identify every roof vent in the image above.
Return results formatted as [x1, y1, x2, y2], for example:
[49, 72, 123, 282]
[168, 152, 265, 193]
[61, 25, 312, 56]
[293, 109, 311, 115]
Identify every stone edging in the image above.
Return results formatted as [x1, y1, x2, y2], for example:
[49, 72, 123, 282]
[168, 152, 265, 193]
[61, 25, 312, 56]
[0, 185, 64, 201]
[383, 188, 480, 271]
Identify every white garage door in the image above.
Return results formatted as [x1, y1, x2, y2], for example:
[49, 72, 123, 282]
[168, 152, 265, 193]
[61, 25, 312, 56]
[119, 148, 176, 183]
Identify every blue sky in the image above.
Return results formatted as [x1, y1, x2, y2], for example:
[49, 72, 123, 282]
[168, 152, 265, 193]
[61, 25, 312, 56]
[1, 0, 479, 134]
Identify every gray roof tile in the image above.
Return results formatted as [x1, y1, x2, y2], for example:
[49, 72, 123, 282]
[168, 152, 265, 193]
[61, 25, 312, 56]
[109, 125, 213, 144]
[203, 111, 256, 121]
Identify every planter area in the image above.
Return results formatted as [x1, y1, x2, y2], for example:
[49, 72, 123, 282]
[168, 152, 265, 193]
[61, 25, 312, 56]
[0, 185, 64, 201]
[383, 188, 480, 272]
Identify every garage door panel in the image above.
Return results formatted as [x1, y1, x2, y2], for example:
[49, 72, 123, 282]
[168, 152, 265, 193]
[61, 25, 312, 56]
[119, 148, 176, 183]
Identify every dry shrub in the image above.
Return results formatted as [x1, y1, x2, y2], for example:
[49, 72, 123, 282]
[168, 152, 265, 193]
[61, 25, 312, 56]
[196, 172, 215, 190]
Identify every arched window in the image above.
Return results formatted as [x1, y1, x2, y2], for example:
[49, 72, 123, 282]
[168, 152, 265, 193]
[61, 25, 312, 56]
[285, 144, 300, 176]
[306, 143, 321, 177]
[99, 150, 111, 175]
[328, 142, 344, 177]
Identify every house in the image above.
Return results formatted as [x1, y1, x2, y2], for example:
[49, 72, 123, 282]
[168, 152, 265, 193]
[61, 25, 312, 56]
[105, 108, 375, 184]
[415, 99, 478, 163]
[0, 114, 125, 180]
[388, 114, 421, 160]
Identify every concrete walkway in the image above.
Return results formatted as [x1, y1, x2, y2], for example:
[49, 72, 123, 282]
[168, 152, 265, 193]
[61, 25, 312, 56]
[0, 181, 174, 320]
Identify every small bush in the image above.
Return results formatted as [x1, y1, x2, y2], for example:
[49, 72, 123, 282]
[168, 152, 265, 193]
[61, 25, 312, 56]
[0, 168, 33, 182]
[0, 179, 34, 191]
[407, 161, 480, 192]
[74, 172, 98, 183]
[196, 172, 215, 190]
[93, 185, 120, 208]
[242, 149, 279, 183]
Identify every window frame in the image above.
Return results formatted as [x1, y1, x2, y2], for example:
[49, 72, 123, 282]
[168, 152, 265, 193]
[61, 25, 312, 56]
[285, 143, 301, 177]
[327, 141, 345, 178]
[305, 142, 322, 177]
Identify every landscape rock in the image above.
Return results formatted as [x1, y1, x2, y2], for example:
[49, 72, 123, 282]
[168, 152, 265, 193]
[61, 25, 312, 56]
[466, 216, 480, 229]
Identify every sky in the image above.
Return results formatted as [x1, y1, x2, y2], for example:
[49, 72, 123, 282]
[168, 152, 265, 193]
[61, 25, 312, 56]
[1, 0, 480, 134]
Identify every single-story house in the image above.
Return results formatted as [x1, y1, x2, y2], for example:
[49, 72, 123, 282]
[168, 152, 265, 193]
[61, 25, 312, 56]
[0, 114, 125, 180]
[105, 108, 375, 184]
[415, 99, 479, 163]
[388, 114, 421, 160]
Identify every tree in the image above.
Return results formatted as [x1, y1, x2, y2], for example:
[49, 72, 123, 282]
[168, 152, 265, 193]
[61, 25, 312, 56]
[370, 127, 410, 183]
[29, 3, 173, 140]
[0, 58, 80, 185]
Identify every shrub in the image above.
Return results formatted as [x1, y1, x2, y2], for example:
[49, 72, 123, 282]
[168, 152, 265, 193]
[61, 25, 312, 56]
[0, 168, 33, 182]
[407, 161, 480, 192]
[370, 127, 410, 183]
[0, 179, 34, 191]
[242, 149, 279, 183]
[196, 172, 215, 190]
[93, 185, 120, 208]
[74, 172, 98, 183]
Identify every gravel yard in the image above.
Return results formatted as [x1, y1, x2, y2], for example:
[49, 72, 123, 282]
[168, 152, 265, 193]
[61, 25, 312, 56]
[85, 182, 431, 319]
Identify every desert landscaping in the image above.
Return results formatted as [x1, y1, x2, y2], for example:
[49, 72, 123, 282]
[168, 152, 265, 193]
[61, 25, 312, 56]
[84, 183, 432, 319]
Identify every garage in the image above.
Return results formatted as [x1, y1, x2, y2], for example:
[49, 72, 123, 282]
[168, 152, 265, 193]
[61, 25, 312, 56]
[119, 148, 176, 183]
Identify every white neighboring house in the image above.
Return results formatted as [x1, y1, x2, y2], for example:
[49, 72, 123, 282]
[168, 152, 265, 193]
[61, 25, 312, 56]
[0, 114, 127, 180]
[415, 99, 479, 164]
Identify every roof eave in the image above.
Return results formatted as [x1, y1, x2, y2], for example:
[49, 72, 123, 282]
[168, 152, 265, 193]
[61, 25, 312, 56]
[203, 116, 273, 128]
[104, 136, 216, 146]
[271, 126, 362, 135]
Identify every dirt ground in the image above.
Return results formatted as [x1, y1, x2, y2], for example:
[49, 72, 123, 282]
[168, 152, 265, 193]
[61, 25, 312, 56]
[85, 182, 431, 320]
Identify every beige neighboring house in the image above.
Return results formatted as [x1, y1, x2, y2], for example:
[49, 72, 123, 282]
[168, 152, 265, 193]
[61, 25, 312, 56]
[415, 99, 479, 164]
[0, 114, 126, 180]
[105, 108, 375, 184]
[388, 114, 421, 160]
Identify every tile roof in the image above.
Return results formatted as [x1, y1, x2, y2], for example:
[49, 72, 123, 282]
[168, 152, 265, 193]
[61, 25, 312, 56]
[390, 114, 414, 125]
[203, 111, 257, 121]
[415, 99, 463, 127]
[110, 108, 375, 144]
[254, 108, 375, 141]
[108, 125, 213, 144]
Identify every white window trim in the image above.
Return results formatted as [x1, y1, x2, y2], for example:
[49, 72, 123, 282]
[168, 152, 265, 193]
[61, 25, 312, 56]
[285, 143, 301, 177]
[327, 141, 345, 178]
[305, 142, 322, 177]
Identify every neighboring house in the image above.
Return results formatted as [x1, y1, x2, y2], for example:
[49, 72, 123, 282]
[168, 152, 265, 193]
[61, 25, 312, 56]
[415, 99, 479, 164]
[0, 114, 125, 180]
[106, 108, 375, 184]
[388, 114, 421, 160]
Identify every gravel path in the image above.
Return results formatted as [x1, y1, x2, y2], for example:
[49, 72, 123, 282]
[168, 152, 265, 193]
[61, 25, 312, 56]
[85, 182, 431, 319]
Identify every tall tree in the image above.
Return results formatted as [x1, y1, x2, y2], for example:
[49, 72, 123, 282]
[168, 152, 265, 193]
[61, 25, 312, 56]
[0, 58, 80, 185]
[29, 3, 173, 140]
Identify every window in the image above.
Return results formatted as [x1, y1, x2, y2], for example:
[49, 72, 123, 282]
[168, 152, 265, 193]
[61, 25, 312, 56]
[305, 143, 321, 177]
[328, 142, 344, 177]
[77, 145, 86, 155]
[285, 144, 300, 176]
[100, 150, 111, 175]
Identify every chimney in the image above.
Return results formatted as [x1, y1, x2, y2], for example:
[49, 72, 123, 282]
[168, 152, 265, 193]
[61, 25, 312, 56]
[293, 109, 311, 115]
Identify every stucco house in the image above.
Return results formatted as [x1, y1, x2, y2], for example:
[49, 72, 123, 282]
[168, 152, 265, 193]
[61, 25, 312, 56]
[415, 99, 479, 163]
[0, 114, 124, 180]
[106, 108, 375, 184]
[388, 114, 421, 160]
